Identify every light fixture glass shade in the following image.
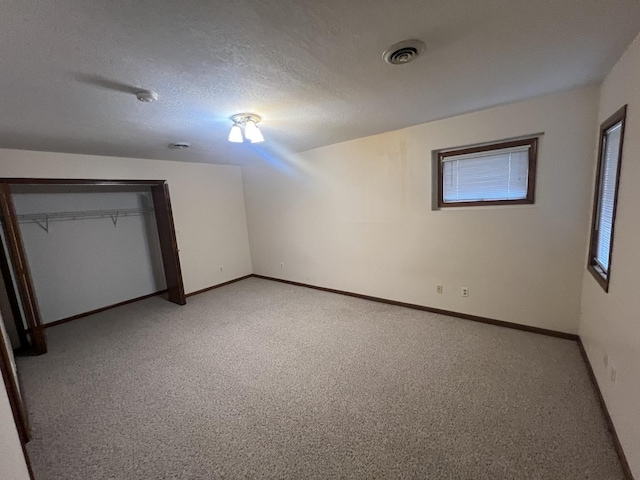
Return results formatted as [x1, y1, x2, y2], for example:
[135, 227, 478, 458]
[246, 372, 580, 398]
[244, 120, 259, 141]
[249, 128, 264, 143]
[245, 120, 265, 143]
[228, 124, 243, 143]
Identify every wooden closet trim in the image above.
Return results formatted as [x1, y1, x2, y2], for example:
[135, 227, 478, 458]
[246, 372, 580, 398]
[0, 177, 187, 351]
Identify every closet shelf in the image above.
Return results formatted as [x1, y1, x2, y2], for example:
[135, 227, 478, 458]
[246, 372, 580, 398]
[16, 207, 155, 232]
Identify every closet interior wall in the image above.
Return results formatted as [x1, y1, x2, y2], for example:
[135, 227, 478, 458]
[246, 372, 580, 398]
[11, 185, 166, 328]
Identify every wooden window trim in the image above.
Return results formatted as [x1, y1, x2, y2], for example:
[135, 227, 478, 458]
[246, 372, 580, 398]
[587, 105, 627, 293]
[436, 137, 538, 208]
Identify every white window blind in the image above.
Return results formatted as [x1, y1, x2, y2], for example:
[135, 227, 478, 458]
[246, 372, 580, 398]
[442, 145, 531, 203]
[594, 122, 622, 272]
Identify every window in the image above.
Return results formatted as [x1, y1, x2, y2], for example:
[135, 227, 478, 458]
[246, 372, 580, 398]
[588, 105, 627, 292]
[436, 137, 538, 208]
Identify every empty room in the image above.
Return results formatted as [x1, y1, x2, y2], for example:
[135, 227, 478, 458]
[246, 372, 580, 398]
[1, 1, 639, 479]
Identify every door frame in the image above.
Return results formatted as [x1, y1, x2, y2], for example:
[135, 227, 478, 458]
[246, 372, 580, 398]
[0, 184, 47, 354]
[0, 229, 30, 349]
[0, 319, 35, 478]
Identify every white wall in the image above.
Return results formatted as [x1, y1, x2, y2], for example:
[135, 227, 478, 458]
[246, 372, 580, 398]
[0, 150, 252, 295]
[243, 87, 599, 334]
[0, 381, 30, 480]
[0, 312, 31, 480]
[579, 35, 640, 477]
[12, 188, 165, 323]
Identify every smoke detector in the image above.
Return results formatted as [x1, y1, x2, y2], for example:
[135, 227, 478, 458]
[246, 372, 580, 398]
[383, 39, 426, 65]
[136, 90, 158, 102]
[168, 142, 190, 150]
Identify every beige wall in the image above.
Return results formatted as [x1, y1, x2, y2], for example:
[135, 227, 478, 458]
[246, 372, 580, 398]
[579, 35, 640, 477]
[0, 311, 31, 480]
[0, 149, 252, 295]
[243, 87, 599, 334]
[0, 380, 30, 480]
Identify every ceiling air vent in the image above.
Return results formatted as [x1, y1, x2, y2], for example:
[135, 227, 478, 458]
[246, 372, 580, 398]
[383, 39, 426, 65]
[169, 142, 191, 150]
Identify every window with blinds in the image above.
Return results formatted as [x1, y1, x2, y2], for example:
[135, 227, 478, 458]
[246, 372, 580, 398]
[436, 137, 537, 208]
[588, 105, 627, 292]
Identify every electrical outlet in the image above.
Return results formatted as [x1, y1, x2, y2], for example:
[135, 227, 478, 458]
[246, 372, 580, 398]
[461, 287, 469, 297]
[603, 353, 608, 368]
[280, 262, 284, 269]
[436, 285, 443, 294]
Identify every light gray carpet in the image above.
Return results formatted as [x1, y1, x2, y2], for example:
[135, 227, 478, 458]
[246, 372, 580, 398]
[18, 277, 623, 479]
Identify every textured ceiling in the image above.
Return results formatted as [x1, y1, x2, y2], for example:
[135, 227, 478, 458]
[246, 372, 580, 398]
[1, 0, 639, 165]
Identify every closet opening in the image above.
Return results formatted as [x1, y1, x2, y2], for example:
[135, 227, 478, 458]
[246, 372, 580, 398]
[0, 179, 185, 357]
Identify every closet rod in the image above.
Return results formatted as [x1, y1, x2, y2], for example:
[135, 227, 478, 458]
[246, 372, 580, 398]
[16, 207, 155, 232]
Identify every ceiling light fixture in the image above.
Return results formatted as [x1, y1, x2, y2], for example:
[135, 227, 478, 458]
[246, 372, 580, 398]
[228, 113, 265, 143]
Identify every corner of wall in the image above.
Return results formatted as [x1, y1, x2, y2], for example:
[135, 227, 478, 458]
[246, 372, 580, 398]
[577, 30, 640, 479]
